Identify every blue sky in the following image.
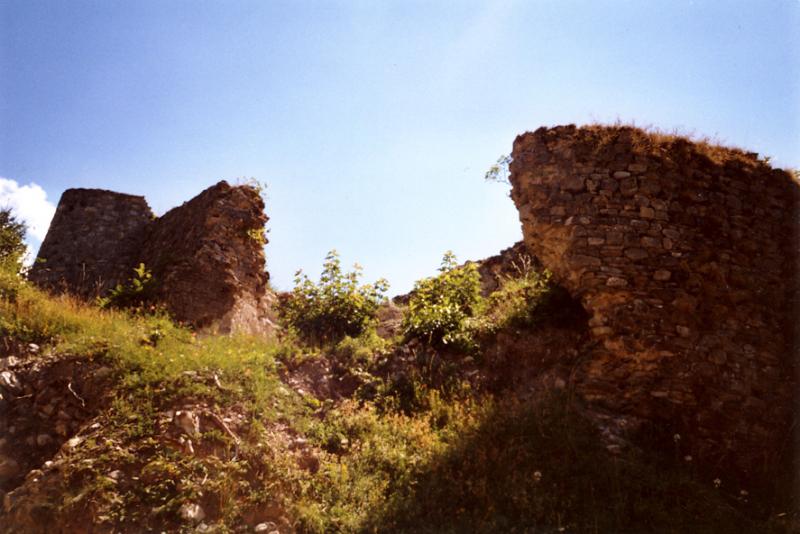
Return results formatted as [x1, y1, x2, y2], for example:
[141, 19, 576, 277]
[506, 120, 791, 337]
[1, 0, 798, 293]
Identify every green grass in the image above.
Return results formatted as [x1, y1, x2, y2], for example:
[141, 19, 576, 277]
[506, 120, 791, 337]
[1, 271, 795, 533]
[0, 274, 312, 531]
[1, 274, 292, 414]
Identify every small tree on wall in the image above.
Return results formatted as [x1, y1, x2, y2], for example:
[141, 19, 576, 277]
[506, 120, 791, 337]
[484, 154, 512, 185]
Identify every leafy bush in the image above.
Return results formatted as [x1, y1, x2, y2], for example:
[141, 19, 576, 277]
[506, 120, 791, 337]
[97, 263, 156, 311]
[402, 251, 483, 351]
[280, 250, 389, 345]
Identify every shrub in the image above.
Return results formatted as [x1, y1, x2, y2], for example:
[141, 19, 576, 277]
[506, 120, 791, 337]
[97, 263, 157, 311]
[280, 250, 389, 345]
[402, 251, 483, 351]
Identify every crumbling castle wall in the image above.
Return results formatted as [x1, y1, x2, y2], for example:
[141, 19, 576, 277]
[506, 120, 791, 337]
[29, 189, 153, 295]
[509, 125, 798, 478]
[29, 181, 275, 335]
[137, 181, 275, 334]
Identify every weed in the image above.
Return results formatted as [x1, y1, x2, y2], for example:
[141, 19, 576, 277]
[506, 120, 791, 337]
[96, 263, 156, 311]
[246, 226, 267, 245]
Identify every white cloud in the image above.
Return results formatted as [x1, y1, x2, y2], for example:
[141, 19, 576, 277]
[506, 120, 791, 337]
[0, 177, 57, 264]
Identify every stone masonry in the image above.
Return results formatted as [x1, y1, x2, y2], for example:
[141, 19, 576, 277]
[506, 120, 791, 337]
[29, 189, 153, 295]
[30, 181, 276, 336]
[509, 125, 798, 480]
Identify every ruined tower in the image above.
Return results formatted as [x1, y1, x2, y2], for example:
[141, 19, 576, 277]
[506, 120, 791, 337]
[509, 125, 798, 479]
[29, 181, 276, 335]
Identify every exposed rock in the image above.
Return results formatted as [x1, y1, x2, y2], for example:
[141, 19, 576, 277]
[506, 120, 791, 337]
[54, 421, 69, 437]
[0, 371, 21, 395]
[174, 410, 201, 437]
[254, 522, 279, 533]
[180, 502, 205, 522]
[0, 457, 20, 481]
[0, 357, 19, 370]
[94, 367, 113, 380]
[375, 301, 404, 338]
[64, 436, 83, 449]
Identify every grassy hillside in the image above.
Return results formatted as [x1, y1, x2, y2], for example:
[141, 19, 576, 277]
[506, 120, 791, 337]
[0, 262, 796, 533]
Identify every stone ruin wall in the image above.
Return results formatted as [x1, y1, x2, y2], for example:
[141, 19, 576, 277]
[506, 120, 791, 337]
[510, 125, 798, 479]
[136, 181, 275, 334]
[29, 181, 275, 335]
[29, 189, 153, 295]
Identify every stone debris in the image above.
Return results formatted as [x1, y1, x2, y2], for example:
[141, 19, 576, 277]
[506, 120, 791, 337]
[0, 371, 21, 394]
[0, 357, 19, 370]
[65, 436, 84, 449]
[174, 410, 201, 437]
[180, 502, 206, 522]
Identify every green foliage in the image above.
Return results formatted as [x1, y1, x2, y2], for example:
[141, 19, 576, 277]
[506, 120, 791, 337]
[0, 208, 26, 301]
[298, 399, 444, 531]
[483, 263, 559, 330]
[0, 207, 27, 274]
[331, 330, 388, 375]
[364, 393, 762, 534]
[484, 154, 512, 185]
[246, 226, 267, 245]
[402, 251, 483, 351]
[280, 250, 389, 345]
[97, 263, 156, 311]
